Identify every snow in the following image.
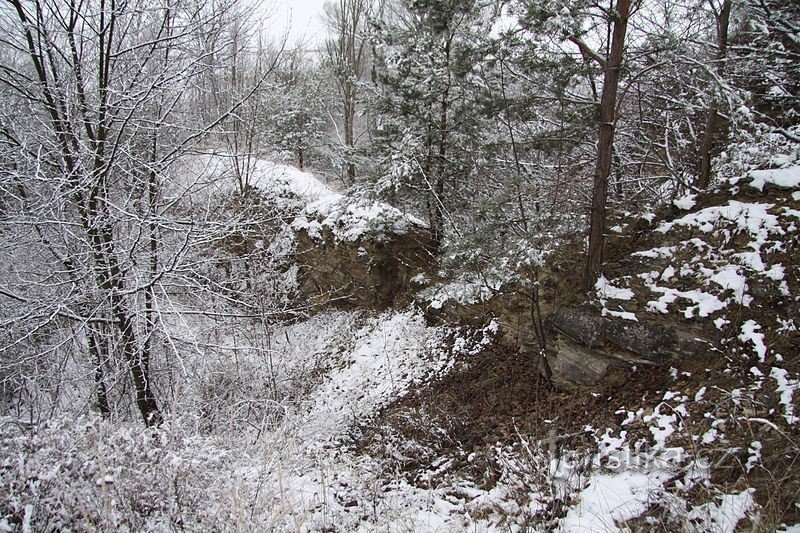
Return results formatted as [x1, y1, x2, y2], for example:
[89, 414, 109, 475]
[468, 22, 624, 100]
[155, 307, 492, 529]
[673, 193, 697, 210]
[602, 309, 639, 321]
[559, 470, 665, 531]
[300, 309, 453, 444]
[632, 245, 675, 259]
[630, 190, 797, 325]
[686, 489, 756, 533]
[739, 320, 767, 362]
[181, 153, 426, 243]
[8, 145, 800, 531]
[595, 275, 634, 301]
[748, 165, 800, 191]
[646, 285, 726, 318]
[710, 265, 748, 302]
[293, 196, 427, 243]
[423, 274, 503, 310]
[643, 404, 679, 449]
[175, 153, 334, 208]
[248, 160, 339, 203]
[745, 441, 762, 473]
[771, 367, 799, 424]
[657, 201, 779, 239]
[557, 427, 686, 532]
[595, 276, 639, 321]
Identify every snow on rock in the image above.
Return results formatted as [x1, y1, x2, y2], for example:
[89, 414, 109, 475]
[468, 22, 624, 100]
[602, 308, 639, 321]
[292, 196, 427, 243]
[181, 153, 426, 243]
[709, 265, 746, 293]
[176, 153, 337, 207]
[244, 159, 339, 203]
[748, 165, 800, 191]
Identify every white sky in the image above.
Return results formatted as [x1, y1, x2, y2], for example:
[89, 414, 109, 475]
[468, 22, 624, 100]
[264, 0, 330, 48]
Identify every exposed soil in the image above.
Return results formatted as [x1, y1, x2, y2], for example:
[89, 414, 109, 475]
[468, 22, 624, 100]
[351, 327, 800, 527]
[353, 339, 674, 486]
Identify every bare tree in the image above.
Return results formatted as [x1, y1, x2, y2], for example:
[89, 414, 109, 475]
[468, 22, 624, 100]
[324, 0, 373, 184]
[200, 3, 286, 192]
[697, 0, 732, 189]
[0, 0, 266, 425]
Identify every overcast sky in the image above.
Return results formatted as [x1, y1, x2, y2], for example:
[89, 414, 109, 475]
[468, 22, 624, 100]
[265, 0, 330, 48]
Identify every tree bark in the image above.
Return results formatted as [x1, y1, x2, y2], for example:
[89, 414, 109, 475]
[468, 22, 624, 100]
[584, 0, 631, 289]
[697, 0, 732, 189]
[88, 328, 111, 417]
[344, 98, 357, 183]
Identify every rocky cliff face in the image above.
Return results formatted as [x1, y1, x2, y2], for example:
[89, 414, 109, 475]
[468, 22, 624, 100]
[544, 165, 800, 387]
[414, 164, 800, 389]
[292, 197, 436, 309]
[229, 156, 798, 391]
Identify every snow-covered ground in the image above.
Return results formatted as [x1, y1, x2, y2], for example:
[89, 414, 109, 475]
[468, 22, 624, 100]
[3, 155, 795, 531]
[178, 153, 427, 243]
[1, 304, 766, 531]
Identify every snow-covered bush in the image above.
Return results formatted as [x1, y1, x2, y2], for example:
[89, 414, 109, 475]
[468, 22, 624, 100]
[0, 415, 296, 531]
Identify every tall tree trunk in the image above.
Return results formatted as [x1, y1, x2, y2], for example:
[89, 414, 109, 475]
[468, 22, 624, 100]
[344, 96, 356, 183]
[430, 35, 453, 250]
[142, 130, 159, 399]
[584, 0, 631, 289]
[88, 215, 162, 426]
[697, 0, 732, 189]
[88, 327, 111, 416]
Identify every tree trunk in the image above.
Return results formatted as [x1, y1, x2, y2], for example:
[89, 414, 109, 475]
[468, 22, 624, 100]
[430, 35, 453, 250]
[697, 0, 732, 189]
[584, 0, 631, 289]
[88, 217, 162, 426]
[88, 328, 111, 416]
[344, 94, 357, 183]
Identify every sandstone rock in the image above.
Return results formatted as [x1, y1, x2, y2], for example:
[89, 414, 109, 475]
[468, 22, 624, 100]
[550, 307, 606, 347]
[295, 224, 435, 309]
[543, 306, 717, 386]
[604, 320, 674, 363]
[550, 336, 612, 386]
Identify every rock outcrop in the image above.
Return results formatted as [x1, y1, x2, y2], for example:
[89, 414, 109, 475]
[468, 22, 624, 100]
[293, 197, 436, 309]
[544, 167, 800, 387]
[547, 307, 715, 386]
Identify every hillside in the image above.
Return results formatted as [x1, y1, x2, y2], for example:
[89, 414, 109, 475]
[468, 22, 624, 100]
[2, 150, 799, 531]
[2, 0, 797, 530]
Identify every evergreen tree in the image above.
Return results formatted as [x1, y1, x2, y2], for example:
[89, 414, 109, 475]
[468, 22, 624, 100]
[370, 0, 494, 247]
